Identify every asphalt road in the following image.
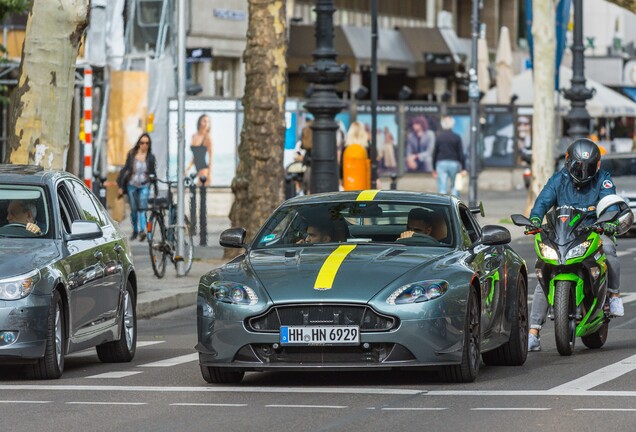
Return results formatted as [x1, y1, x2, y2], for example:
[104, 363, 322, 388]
[2, 236, 636, 432]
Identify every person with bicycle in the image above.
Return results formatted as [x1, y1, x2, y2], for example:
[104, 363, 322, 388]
[527, 138, 623, 352]
[117, 133, 156, 241]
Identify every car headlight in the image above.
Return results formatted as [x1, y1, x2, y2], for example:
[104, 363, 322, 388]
[565, 241, 591, 260]
[387, 280, 448, 305]
[210, 281, 258, 305]
[0, 269, 40, 300]
[539, 242, 558, 261]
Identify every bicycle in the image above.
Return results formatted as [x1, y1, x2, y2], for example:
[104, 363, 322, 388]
[146, 175, 194, 278]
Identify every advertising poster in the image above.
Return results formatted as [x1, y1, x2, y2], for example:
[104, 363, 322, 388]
[482, 105, 515, 167]
[168, 99, 238, 187]
[403, 104, 441, 173]
[515, 106, 533, 166]
[446, 105, 471, 157]
[355, 103, 400, 176]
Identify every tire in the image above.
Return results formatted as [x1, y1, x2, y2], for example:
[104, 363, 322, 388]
[149, 216, 167, 279]
[442, 285, 480, 383]
[554, 280, 576, 356]
[179, 216, 194, 275]
[200, 365, 244, 384]
[482, 275, 528, 366]
[26, 290, 65, 379]
[96, 281, 137, 363]
[582, 321, 609, 349]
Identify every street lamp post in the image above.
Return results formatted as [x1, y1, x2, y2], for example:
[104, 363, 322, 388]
[468, 0, 482, 208]
[562, 0, 594, 139]
[299, 0, 350, 194]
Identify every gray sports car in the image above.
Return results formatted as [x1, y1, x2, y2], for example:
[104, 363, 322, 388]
[196, 190, 528, 383]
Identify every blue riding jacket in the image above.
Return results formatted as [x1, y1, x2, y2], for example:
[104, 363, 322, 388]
[530, 167, 617, 224]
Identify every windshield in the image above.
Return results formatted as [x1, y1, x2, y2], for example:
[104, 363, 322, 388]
[545, 206, 590, 246]
[0, 185, 51, 238]
[253, 201, 454, 249]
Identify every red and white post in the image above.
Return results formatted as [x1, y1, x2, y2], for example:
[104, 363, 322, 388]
[83, 66, 93, 188]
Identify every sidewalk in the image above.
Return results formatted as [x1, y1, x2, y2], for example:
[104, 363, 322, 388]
[124, 183, 531, 319]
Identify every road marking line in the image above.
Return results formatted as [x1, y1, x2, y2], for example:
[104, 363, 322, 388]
[381, 407, 447, 411]
[471, 408, 551, 411]
[574, 408, 636, 412]
[137, 353, 198, 367]
[3, 385, 636, 397]
[0, 400, 51, 404]
[266, 404, 348, 409]
[549, 353, 636, 392]
[171, 403, 248, 407]
[66, 402, 147, 406]
[137, 341, 165, 347]
[620, 293, 636, 305]
[86, 371, 143, 379]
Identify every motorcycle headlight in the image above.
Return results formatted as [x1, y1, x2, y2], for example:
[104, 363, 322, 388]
[565, 241, 591, 260]
[387, 280, 448, 305]
[210, 281, 258, 305]
[0, 269, 40, 301]
[539, 242, 558, 261]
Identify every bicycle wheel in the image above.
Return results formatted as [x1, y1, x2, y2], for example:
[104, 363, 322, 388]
[148, 215, 167, 279]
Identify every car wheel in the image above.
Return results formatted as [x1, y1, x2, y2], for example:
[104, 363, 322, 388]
[96, 281, 137, 363]
[200, 365, 244, 384]
[482, 275, 528, 366]
[441, 285, 480, 383]
[26, 290, 65, 380]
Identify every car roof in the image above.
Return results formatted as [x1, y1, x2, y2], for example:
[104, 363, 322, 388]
[0, 164, 70, 185]
[283, 190, 458, 206]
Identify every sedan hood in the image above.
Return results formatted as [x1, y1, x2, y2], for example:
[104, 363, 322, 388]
[248, 245, 449, 303]
[0, 239, 60, 278]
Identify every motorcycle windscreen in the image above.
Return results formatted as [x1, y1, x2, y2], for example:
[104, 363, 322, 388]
[545, 206, 587, 246]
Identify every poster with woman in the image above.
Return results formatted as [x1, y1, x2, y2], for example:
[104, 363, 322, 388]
[404, 104, 440, 173]
[355, 103, 400, 176]
[168, 99, 238, 187]
[481, 105, 515, 167]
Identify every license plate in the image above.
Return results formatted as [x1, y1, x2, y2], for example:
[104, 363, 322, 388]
[280, 326, 360, 345]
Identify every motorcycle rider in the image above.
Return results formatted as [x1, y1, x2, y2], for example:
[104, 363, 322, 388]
[527, 138, 623, 352]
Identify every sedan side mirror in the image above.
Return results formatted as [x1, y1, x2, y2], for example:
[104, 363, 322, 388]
[220, 227, 247, 249]
[64, 220, 103, 242]
[481, 225, 511, 246]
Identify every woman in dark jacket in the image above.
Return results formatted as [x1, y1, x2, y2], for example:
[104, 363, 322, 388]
[117, 133, 156, 241]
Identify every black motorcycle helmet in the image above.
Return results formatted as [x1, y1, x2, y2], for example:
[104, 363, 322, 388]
[565, 138, 601, 186]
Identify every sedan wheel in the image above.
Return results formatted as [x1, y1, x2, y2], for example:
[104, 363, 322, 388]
[96, 281, 137, 363]
[200, 365, 245, 384]
[26, 290, 65, 380]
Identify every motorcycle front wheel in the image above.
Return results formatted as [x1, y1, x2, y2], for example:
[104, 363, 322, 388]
[554, 280, 576, 356]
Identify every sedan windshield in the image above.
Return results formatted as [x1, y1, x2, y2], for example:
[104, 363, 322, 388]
[0, 185, 50, 238]
[253, 201, 454, 248]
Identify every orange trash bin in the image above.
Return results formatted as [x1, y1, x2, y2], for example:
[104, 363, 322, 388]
[342, 144, 370, 191]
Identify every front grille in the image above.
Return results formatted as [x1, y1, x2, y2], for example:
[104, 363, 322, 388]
[247, 343, 397, 364]
[247, 304, 398, 333]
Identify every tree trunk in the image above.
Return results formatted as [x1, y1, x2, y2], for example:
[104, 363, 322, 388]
[606, 0, 636, 13]
[526, 0, 556, 215]
[226, 0, 287, 259]
[6, 0, 89, 168]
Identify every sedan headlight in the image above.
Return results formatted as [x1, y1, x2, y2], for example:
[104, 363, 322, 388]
[539, 242, 558, 261]
[0, 269, 40, 300]
[210, 281, 258, 305]
[387, 280, 448, 305]
[565, 241, 591, 260]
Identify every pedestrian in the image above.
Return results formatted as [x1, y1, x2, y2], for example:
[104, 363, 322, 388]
[117, 133, 156, 241]
[432, 116, 467, 196]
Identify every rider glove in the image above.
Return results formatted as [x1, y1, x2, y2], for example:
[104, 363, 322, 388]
[530, 217, 542, 228]
[602, 221, 618, 236]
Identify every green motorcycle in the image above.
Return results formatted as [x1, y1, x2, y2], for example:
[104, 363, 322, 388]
[511, 206, 618, 356]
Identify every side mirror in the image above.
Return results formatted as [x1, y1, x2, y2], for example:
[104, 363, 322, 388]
[220, 227, 247, 249]
[481, 225, 511, 246]
[64, 220, 103, 242]
[511, 214, 532, 227]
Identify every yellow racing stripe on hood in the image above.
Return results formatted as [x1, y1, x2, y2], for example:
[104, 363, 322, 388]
[356, 189, 380, 201]
[314, 245, 357, 290]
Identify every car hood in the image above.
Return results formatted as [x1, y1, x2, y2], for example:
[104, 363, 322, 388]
[0, 239, 60, 278]
[247, 245, 449, 303]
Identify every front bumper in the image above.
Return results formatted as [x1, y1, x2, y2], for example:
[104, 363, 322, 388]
[0, 295, 50, 362]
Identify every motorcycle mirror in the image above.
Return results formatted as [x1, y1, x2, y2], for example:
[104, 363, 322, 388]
[511, 214, 532, 226]
[596, 210, 619, 225]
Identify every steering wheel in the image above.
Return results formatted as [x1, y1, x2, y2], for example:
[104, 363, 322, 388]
[3, 223, 26, 228]
[397, 233, 440, 245]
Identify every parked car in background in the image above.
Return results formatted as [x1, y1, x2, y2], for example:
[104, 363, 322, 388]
[197, 190, 529, 384]
[0, 165, 137, 379]
[600, 152, 636, 233]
